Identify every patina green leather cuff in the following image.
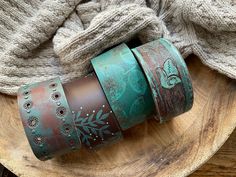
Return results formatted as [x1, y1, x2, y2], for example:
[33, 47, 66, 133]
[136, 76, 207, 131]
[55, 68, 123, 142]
[91, 43, 155, 130]
[18, 78, 81, 160]
[132, 38, 194, 123]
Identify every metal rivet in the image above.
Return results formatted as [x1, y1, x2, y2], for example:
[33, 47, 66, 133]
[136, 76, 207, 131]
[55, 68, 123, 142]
[23, 90, 30, 97]
[52, 92, 61, 101]
[56, 107, 67, 117]
[62, 124, 72, 135]
[23, 101, 33, 110]
[49, 83, 57, 89]
[28, 116, 39, 128]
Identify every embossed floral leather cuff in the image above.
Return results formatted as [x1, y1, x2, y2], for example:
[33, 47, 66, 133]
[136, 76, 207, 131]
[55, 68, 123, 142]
[17, 78, 81, 160]
[132, 38, 194, 123]
[91, 43, 155, 130]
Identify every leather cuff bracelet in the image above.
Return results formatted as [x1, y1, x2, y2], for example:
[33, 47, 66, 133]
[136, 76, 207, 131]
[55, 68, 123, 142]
[91, 43, 155, 130]
[18, 78, 81, 160]
[63, 72, 122, 149]
[132, 38, 194, 123]
[17, 38, 193, 160]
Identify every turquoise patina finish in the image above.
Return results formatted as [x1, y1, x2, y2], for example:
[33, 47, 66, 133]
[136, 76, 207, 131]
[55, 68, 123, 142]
[132, 38, 194, 123]
[92, 43, 155, 130]
[159, 38, 193, 112]
[18, 78, 81, 160]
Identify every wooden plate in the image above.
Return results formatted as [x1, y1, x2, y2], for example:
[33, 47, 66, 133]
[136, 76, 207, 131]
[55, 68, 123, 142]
[0, 55, 236, 177]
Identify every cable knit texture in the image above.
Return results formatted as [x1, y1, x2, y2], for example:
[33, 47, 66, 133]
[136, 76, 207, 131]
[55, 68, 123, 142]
[0, 0, 235, 95]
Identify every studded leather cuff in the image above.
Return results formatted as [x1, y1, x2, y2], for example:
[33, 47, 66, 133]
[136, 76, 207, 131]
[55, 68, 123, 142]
[18, 78, 81, 160]
[63, 72, 123, 149]
[132, 38, 194, 123]
[91, 43, 155, 130]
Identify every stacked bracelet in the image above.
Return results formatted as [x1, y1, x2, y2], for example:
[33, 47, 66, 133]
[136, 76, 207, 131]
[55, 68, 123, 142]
[132, 39, 194, 122]
[17, 38, 194, 160]
[63, 73, 122, 149]
[91, 43, 155, 130]
[18, 78, 81, 160]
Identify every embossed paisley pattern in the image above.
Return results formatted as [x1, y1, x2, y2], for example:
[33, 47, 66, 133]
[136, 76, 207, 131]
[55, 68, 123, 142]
[101, 65, 126, 102]
[132, 38, 193, 123]
[92, 43, 155, 130]
[128, 69, 147, 94]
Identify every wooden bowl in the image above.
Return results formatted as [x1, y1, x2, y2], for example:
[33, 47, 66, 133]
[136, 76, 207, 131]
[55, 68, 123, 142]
[0, 55, 235, 177]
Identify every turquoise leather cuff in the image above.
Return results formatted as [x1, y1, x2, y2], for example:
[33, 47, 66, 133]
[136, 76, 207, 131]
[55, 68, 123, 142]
[91, 43, 155, 130]
[132, 38, 194, 123]
[18, 78, 81, 160]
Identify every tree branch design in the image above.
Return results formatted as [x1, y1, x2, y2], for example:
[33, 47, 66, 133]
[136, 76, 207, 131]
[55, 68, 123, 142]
[74, 109, 111, 146]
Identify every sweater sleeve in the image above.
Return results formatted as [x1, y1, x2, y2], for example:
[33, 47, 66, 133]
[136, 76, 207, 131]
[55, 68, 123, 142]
[159, 0, 236, 78]
[0, 0, 81, 95]
[52, 1, 164, 64]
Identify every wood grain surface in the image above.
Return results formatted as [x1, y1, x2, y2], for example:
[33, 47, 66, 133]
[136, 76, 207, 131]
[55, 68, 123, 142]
[191, 128, 236, 177]
[0, 55, 236, 177]
[1, 129, 235, 177]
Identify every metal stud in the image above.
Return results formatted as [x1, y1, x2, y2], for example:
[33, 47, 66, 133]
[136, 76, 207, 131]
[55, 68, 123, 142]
[33, 135, 44, 145]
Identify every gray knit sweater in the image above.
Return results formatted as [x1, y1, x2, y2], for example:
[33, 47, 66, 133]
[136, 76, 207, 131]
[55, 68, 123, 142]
[0, 0, 235, 95]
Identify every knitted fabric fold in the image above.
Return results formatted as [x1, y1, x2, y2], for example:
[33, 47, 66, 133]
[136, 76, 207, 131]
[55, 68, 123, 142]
[0, 0, 235, 95]
[53, 3, 163, 64]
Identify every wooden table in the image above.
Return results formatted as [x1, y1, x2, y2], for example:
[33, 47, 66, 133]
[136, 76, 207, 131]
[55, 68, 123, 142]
[0, 55, 236, 177]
